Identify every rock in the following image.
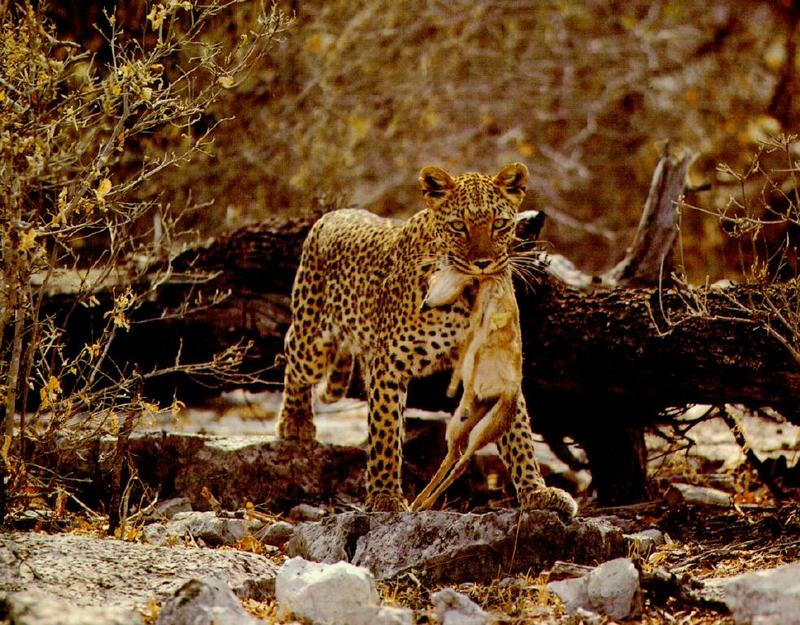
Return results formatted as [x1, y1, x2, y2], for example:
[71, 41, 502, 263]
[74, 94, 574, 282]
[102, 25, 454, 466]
[548, 561, 594, 580]
[624, 528, 665, 557]
[664, 483, 733, 507]
[32, 431, 367, 511]
[718, 562, 800, 625]
[276, 557, 411, 625]
[287, 512, 372, 564]
[153, 497, 192, 519]
[141, 511, 269, 547]
[0, 531, 277, 609]
[288, 503, 328, 522]
[257, 520, 296, 547]
[344, 605, 414, 625]
[155, 578, 263, 625]
[167, 511, 247, 546]
[548, 557, 641, 620]
[2, 590, 143, 625]
[287, 510, 624, 583]
[432, 588, 491, 625]
[141, 523, 171, 546]
[574, 607, 603, 625]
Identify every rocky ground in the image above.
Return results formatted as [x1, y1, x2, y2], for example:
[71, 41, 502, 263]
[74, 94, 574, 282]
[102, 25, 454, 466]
[2, 394, 799, 624]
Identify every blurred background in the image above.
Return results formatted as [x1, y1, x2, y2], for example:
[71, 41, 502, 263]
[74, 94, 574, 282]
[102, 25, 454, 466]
[45, 0, 800, 281]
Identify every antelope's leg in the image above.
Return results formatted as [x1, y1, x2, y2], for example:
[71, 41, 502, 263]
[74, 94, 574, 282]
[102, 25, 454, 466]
[410, 447, 460, 511]
[414, 454, 471, 511]
[415, 398, 517, 510]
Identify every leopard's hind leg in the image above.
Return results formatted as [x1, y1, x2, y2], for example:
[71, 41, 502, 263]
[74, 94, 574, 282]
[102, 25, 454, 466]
[317, 347, 353, 404]
[277, 324, 338, 441]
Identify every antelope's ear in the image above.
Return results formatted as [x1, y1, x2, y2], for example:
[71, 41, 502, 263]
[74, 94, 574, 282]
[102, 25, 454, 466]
[419, 166, 455, 208]
[493, 162, 528, 198]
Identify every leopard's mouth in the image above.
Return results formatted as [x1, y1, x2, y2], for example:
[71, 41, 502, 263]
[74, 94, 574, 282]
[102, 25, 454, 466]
[451, 255, 508, 277]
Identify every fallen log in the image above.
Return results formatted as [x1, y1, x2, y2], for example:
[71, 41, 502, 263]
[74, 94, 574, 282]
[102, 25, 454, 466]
[31, 151, 800, 505]
[41, 218, 800, 414]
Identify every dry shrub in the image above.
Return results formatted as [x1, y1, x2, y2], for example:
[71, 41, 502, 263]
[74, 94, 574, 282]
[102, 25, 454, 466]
[164, 0, 789, 276]
[0, 0, 289, 523]
[679, 134, 800, 364]
[40, 1, 795, 276]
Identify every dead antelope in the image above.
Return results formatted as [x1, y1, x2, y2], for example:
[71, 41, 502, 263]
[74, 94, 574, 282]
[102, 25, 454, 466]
[411, 267, 522, 511]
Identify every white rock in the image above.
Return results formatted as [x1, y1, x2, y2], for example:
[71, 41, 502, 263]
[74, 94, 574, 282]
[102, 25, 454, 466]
[432, 588, 491, 625]
[141, 523, 170, 546]
[721, 561, 800, 625]
[275, 557, 380, 625]
[665, 483, 733, 507]
[548, 557, 640, 620]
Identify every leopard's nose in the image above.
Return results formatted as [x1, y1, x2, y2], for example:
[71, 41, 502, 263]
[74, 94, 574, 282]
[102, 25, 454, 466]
[473, 259, 493, 270]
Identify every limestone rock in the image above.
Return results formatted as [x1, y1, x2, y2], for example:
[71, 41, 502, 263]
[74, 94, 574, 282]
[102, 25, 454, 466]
[155, 578, 264, 625]
[275, 557, 382, 625]
[719, 562, 800, 625]
[1, 591, 143, 625]
[287, 510, 624, 583]
[0, 531, 277, 609]
[548, 557, 641, 620]
[432, 588, 491, 625]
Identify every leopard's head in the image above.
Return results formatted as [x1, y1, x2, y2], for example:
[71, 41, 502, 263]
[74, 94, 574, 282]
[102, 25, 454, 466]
[419, 163, 528, 276]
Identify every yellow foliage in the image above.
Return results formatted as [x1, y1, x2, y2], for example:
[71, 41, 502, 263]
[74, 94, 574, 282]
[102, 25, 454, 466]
[39, 376, 63, 408]
[18, 228, 37, 253]
[95, 178, 112, 210]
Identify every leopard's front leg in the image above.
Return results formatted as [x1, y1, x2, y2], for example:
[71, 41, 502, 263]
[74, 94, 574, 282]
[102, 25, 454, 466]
[496, 393, 579, 518]
[364, 354, 409, 512]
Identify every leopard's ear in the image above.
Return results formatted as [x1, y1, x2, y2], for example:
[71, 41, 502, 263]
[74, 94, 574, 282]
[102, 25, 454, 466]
[419, 166, 455, 208]
[493, 162, 528, 199]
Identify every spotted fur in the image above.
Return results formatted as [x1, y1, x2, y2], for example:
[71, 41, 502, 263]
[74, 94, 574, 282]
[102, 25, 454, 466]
[277, 163, 578, 516]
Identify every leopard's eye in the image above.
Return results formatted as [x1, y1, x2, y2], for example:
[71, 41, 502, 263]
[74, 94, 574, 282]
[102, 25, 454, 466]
[492, 217, 512, 231]
[448, 220, 467, 234]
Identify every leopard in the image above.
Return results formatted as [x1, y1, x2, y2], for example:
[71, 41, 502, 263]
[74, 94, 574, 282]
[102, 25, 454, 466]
[276, 162, 578, 517]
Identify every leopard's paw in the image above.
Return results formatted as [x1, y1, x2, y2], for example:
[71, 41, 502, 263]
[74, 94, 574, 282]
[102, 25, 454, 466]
[521, 486, 578, 519]
[275, 416, 317, 442]
[366, 491, 409, 513]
